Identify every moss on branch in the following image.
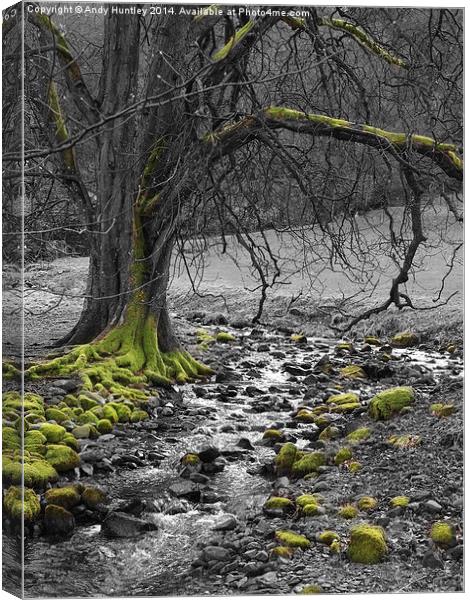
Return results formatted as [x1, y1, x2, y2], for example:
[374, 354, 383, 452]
[212, 19, 255, 61]
[47, 82, 75, 169]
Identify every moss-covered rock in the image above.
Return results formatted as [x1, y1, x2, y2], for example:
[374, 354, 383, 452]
[347, 524, 387, 564]
[39, 422, 66, 443]
[44, 486, 81, 509]
[75, 410, 100, 426]
[430, 521, 455, 547]
[109, 402, 132, 423]
[24, 430, 47, 449]
[390, 495, 409, 507]
[390, 332, 418, 348]
[43, 504, 75, 535]
[336, 342, 353, 351]
[340, 365, 367, 379]
[348, 461, 362, 473]
[430, 403, 455, 418]
[291, 452, 325, 477]
[357, 496, 378, 511]
[364, 336, 381, 346]
[216, 331, 236, 343]
[262, 428, 284, 441]
[62, 432, 80, 450]
[331, 402, 361, 414]
[334, 447, 353, 465]
[294, 409, 316, 423]
[327, 392, 359, 405]
[45, 444, 80, 472]
[4, 486, 41, 521]
[181, 453, 201, 466]
[346, 427, 371, 443]
[2, 426, 21, 450]
[295, 494, 322, 516]
[291, 333, 307, 343]
[318, 425, 341, 441]
[387, 433, 421, 448]
[81, 486, 107, 508]
[338, 504, 358, 519]
[297, 584, 322, 594]
[275, 442, 298, 474]
[45, 408, 67, 423]
[271, 546, 294, 558]
[318, 530, 340, 545]
[130, 409, 149, 423]
[103, 404, 119, 424]
[369, 386, 414, 420]
[3, 455, 59, 488]
[78, 394, 100, 411]
[264, 497, 295, 512]
[63, 394, 80, 407]
[275, 530, 310, 549]
[97, 419, 114, 434]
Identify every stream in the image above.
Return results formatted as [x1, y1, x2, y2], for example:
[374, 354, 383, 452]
[4, 326, 463, 597]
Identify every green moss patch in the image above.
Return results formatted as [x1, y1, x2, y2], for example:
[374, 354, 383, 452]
[346, 427, 371, 443]
[45, 444, 80, 472]
[390, 332, 418, 348]
[335, 447, 353, 465]
[264, 496, 295, 511]
[338, 504, 358, 519]
[4, 486, 41, 521]
[275, 530, 310, 549]
[347, 524, 387, 564]
[369, 386, 414, 420]
[430, 521, 455, 547]
[357, 496, 378, 511]
[44, 486, 81, 509]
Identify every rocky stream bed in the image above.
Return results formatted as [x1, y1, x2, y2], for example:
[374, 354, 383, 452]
[2, 318, 464, 597]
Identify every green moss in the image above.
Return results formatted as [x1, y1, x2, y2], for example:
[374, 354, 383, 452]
[24, 430, 47, 449]
[296, 494, 321, 509]
[331, 402, 361, 414]
[97, 419, 114, 434]
[430, 521, 455, 547]
[215, 331, 236, 343]
[75, 410, 100, 426]
[44, 486, 81, 509]
[430, 403, 455, 417]
[130, 409, 149, 423]
[71, 424, 92, 439]
[291, 332, 307, 343]
[369, 386, 415, 420]
[271, 545, 294, 558]
[318, 531, 340, 545]
[196, 328, 215, 349]
[295, 409, 316, 423]
[338, 504, 358, 519]
[297, 584, 322, 594]
[348, 461, 362, 473]
[318, 425, 340, 441]
[45, 408, 67, 423]
[103, 404, 119, 424]
[347, 524, 387, 564]
[262, 428, 284, 441]
[4, 486, 41, 521]
[2, 426, 20, 450]
[291, 452, 325, 477]
[357, 496, 378, 511]
[327, 392, 359, 405]
[264, 497, 295, 511]
[346, 427, 371, 443]
[109, 402, 132, 423]
[39, 422, 66, 443]
[62, 432, 80, 450]
[336, 341, 353, 351]
[181, 453, 201, 466]
[313, 415, 331, 429]
[387, 433, 421, 448]
[335, 447, 353, 465]
[390, 496, 410, 507]
[275, 530, 310, 549]
[81, 486, 107, 508]
[45, 444, 80, 472]
[44, 503, 75, 534]
[63, 394, 80, 407]
[364, 336, 381, 346]
[390, 332, 418, 348]
[78, 394, 100, 411]
[275, 442, 299, 474]
[340, 365, 367, 379]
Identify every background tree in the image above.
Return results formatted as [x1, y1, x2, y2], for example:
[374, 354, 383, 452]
[3, 3, 462, 394]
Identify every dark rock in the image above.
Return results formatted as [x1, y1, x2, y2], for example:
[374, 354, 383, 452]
[53, 379, 80, 392]
[189, 472, 211, 484]
[43, 505, 75, 535]
[198, 446, 221, 463]
[448, 544, 463, 560]
[169, 481, 201, 502]
[422, 550, 444, 569]
[203, 546, 231, 561]
[237, 437, 255, 450]
[102, 512, 157, 538]
[213, 515, 238, 531]
[421, 500, 442, 514]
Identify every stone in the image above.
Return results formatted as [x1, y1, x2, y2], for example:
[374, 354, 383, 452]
[198, 446, 221, 463]
[203, 546, 231, 561]
[213, 515, 238, 531]
[169, 481, 201, 502]
[43, 505, 75, 535]
[422, 500, 442, 514]
[102, 512, 157, 538]
[422, 550, 444, 569]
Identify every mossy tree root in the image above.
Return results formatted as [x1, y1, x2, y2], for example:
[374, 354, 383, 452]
[24, 311, 213, 399]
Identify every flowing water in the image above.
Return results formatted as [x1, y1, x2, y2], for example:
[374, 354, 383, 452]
[4, 331, 463, 597]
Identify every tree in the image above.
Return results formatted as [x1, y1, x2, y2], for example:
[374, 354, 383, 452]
[3, 4, 462, 396]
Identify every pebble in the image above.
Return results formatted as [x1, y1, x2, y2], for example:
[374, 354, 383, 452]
[212, 515, 238, 531]
[421, 500, 443, 514]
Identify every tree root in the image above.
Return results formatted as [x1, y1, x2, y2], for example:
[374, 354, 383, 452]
[16, 315, 213, 399]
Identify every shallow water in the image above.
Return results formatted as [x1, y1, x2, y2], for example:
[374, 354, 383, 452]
[7, 333, 462, 597]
